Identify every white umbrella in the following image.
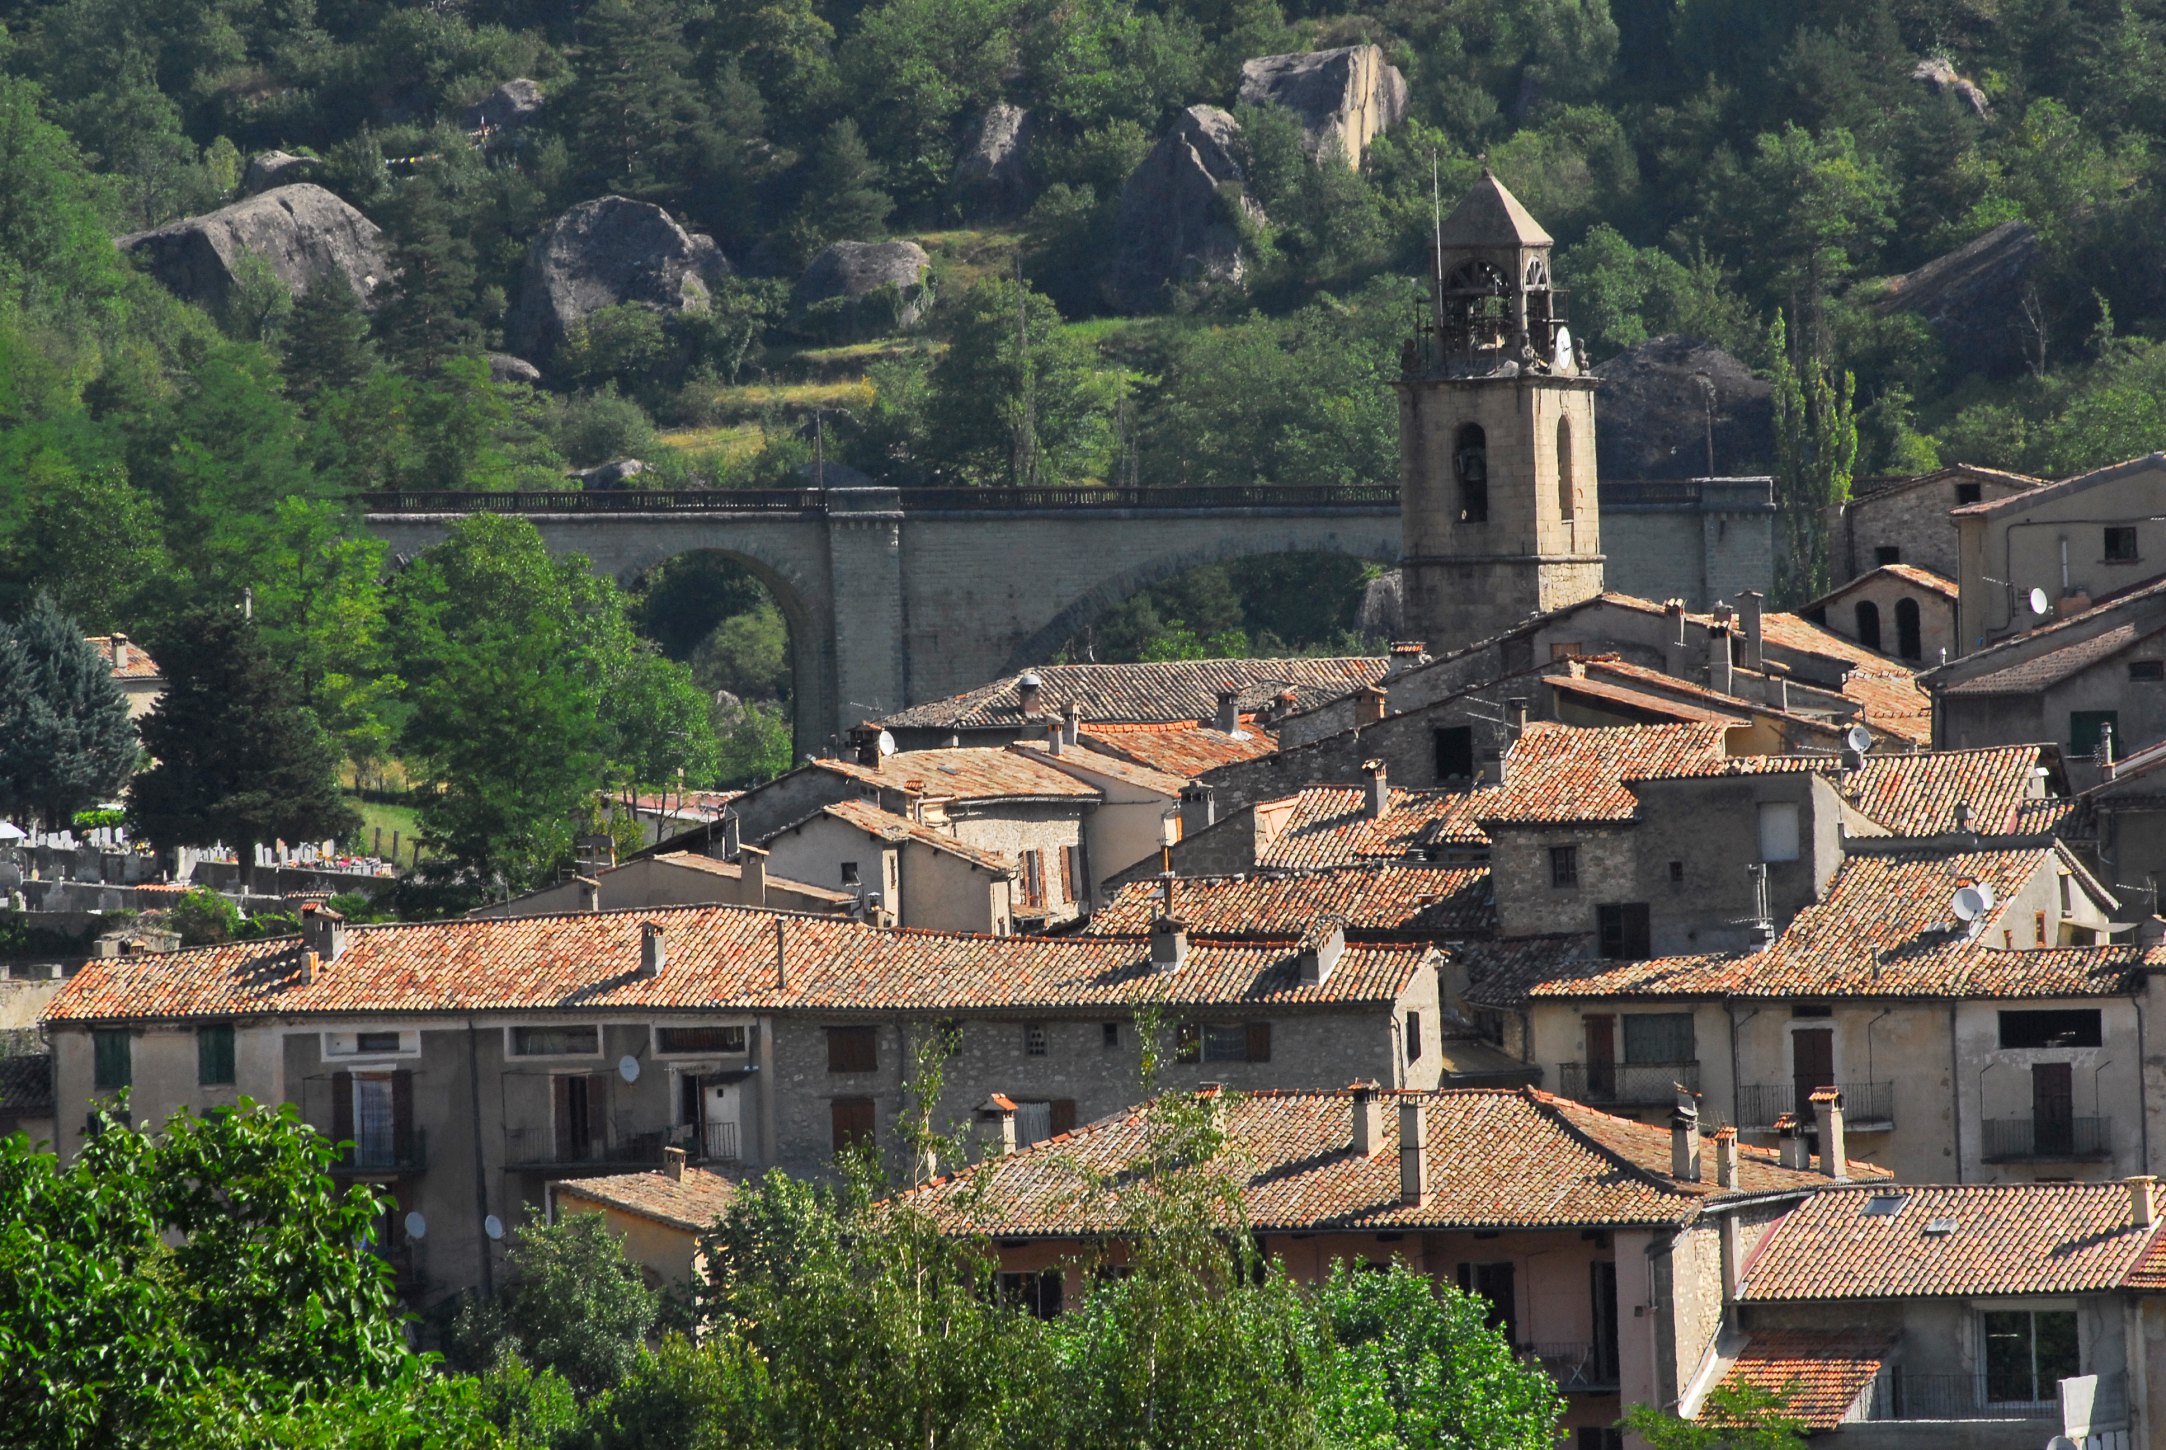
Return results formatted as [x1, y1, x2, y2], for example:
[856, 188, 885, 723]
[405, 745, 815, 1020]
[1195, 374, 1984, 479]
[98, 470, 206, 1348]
[0, 821, 26, 841]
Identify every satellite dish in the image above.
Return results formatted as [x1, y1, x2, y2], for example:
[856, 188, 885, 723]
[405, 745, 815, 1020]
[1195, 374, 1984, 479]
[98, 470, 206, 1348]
[1951, 885, 1987, 922]
[483, 1214, 504, 1241]
[618, 1054, 641, 1084]
[1551, 325, 1574, 372]
[2029, 587, 2050, 617]
[876, 730, 897, 758]
[1845, 724, 1873, 755]
[404, 1211, 427, 1241]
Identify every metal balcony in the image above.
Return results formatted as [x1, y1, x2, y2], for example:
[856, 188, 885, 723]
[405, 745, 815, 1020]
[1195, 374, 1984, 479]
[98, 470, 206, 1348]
[335, 1128, 426, 1176]
[1519, 1342, 1620, 1393]
[1982, 1116, 2110, 1162]
[1736, 1081, 1894, 1131]
[664, 1120, 741, 1164]
[1557, 1061, 1699, 1107]
[1862, 1370, 2057, 1421]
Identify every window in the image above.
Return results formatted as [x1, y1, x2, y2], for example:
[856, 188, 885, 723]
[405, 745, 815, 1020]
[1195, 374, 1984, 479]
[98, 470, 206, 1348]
[997, 1270, 1064, 1318]
[2105, 526, 2140, 564]
[1175, 1022, 1200, 1062]
[333, 1069, 414, 1169]
[831, 1096, 876, 1153]
[1982, 1309, 2079, 1405]
[1596, 903, 1651, 960]
[511, 1025, 599, 1057]
[2132, 660, 2166, 682]
[2036, 909, 2048, 945]
[827, 1025, 878, 1073]
[840, 862, 860, 887]
[1556, 417, 1576, 521]
[197, 1024, 235, 1086]
[1576, 1431, 1624, 1450]
[1955, 481, 1983, 505]
[1102, 1022, 1120, 1050]
[1021, 850, 1046, 909]
[1853, 600, 1882, 651]
[1622, 1013, 1695, 1066]
[656, 1024, 748, 1055]
[1874, 545, 1901, 567]
[356, 1031, 403, 1054]
[326, 1030, 416, 1059]
[1550, 845, 1579, 888]
[1757, 802, 1801, 863]
[1894, 597, 1922, 661]
[92, 1030, 131, 1091]
[1456, 1261, 1518, 1343]
[1998, 1009, 2102, 1049]
[1182, 1022, 1270, 1062]
[1024, 1023, 1048, 1057]
[1060, 846, 1079, 904]
[1455, 423, 1488, 523]
[2070, 710, 2118, 757]
[1406, 1011, 1422, 1063]
[1668, 860, 1685, 885]
[1433, 725, 1474, 781]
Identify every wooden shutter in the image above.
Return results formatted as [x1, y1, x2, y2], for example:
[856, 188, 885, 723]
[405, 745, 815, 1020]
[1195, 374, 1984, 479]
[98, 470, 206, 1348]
[553, 1074, 575, 1161]
[828, 1026, 877, 1073]
[1175, 1022, 1200, 1063]
[1245, 1022, 1272, 1063]
[586, 1072, 608, 1153]
[332, 1070, 353, 1145]
[1050, 1099, 1077, 1135]
[1060, 846, 1077, 903]
[831, 1097, 876, 1152]
[391, 1070, 415, 1164]
[1024, 850, 1045, 907]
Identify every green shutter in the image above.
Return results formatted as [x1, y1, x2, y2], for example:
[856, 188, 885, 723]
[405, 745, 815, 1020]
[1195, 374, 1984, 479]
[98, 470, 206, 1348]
[197, 1024, 235, 1086]
[93, 1031, 131, 1091]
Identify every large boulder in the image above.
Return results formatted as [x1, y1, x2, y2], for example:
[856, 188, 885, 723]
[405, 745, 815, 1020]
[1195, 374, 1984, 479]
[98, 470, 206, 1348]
[1237, 44, 1408, 169]
[1911, 57, 1990, 118]
[241, 150, 319, 196]
[1591, 335, 1774, 481]
[486, 352, 543, 387]
[118, 184, 388, 314]
[506, 196, 731, 365]
[791, 240, 933, 339]
[464, 78, 545, 134]
[1873, 221, 2040, 379]
[1105, 106, 1262, 313]
[953, 104, 1037, 217]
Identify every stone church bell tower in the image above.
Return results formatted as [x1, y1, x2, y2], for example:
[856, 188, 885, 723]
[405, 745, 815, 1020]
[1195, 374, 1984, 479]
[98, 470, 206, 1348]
[1397, 172, 1603, 649]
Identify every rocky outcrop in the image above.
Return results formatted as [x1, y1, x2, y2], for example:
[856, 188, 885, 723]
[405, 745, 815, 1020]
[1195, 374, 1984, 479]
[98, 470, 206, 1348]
[570, 458, 647, 488]
[241, 150, 318, 195]
[1911, 57, 1990, 118]
[1104, 106, 1261, 313]
[791, 240, 933, 338]
[1237, 44, 1408, 169]
[1356, 569, 1403, 639]
[1873, 221, 2040, 379]
[506, 196, 731, 365]
[486, 352, 543, 387]
[954, 104, 1037, 217]
[1591, 335, 1774, 481]
[464, 78, 545, 133]
[118, 184, 387, 314]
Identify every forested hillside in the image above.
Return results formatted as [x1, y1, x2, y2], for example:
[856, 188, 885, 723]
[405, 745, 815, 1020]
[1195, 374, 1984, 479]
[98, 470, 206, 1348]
[4, 0, 2166, 823]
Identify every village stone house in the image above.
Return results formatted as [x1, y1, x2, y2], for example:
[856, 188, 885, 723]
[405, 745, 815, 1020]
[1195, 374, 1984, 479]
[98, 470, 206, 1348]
[1800, 564, 1960, 666]
[1834, 464, 2039, 588]
[1953, 453, 2166, 650]
[467, 849, 852, 921]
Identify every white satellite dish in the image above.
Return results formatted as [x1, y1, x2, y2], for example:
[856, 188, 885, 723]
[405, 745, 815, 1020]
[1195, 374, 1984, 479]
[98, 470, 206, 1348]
[404, 1211, 427, 1241]
[1845, 724, 1873, 755]
[1951, 885, 1988, 922]
[483, 1214, 505, 1241]
[2029, 586, 2050, 616]
[618, 1054, 641, 1084]
[876, 730, 897, 758]
[1551, 325, 1574, 372]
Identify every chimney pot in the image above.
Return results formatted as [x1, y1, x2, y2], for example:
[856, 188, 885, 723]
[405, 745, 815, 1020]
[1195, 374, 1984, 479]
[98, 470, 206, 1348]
[1046, 720, 1064, 756]
[1707, 623, 1735, 698]
[112, 636, 130, 670]
[299, 948, 318, 985]
[663, 1146, 686, 1181]
[1712, 1125, 1739, 1189]
[1298, 918, 1347, 986]
[1018, 672, 1043, 716]
[2129, 1175, 2158, 1228]
[1063, 700, 1081, 747]
[979, 1094, 1019, 1156]
[1663, 599, 1689, 677]
[1507, 696, 1530, 739]
[640, 921, 665, 979]
[739, 844, 768, 907]
[1149, 917, 1189, 973]
[1356, 684, 1386, 727]
[1215, 688, 1240, 734]
[1362, 759, 1388, 820]
[1351, 1081, 1384, 1157]
[1739, 590, 1766, 672]
[1810, 1088, 1847, 1180]
[1774, 1113, 1810, 1170]
[1670, 1098, 1702, 1182]
[1398, 1099, 1427, 1206]
[576, 875, 601, 912]
[300, 902, 348, 963]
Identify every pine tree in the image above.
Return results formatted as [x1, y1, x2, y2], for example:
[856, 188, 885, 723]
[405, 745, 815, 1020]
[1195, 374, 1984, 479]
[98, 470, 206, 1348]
[129, 606, 358, 888]
[282, 281, 378, 407]
[787, 118, 892, 262]
[373, 181, 484, 371]
[565, 0, 705, 200]
[0, 594, 139, 830]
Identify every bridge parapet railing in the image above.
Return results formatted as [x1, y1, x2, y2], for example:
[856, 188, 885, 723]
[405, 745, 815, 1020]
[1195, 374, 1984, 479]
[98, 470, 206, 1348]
[360, 484, 1403, 515]
[359, 489, 828, 513]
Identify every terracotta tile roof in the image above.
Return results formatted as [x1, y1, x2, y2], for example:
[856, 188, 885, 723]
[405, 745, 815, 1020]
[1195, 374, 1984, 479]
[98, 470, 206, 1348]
[1826, 671, 1933, 745]
[554, 1165, 738, 1232]
[1756, 611, 1909, 674]
[84, 636, 160, 680]
[1015, 741, 1187, 796]
[899, 1088, 1858, 1237]
[1739, 1183, 2165, 1301]
[1456, 934, 1598, 1010]
[2014, 795, 2088, 837]
[649, 852, 857, 903]
[1546, 671, 1754, 727]
[1080, 721, 1279, 776]
[806, 799, 1016, 874]
[818, 749, 1101, 802]
[0, 1053, 53, 1114]
[1086, 864, 1494, 937]
[1944, 619, 2154, 697]
[2120, 1229, 2166, 1289]
[878, 659, 1388, 731]
[1712, 1332, 1892, 1429]
[41, 904, 1435, 1023]
[1844, 745, 2049, 836]
[1479, 722, 1737, 824]
[1257, 788, 1491, 868]
[1526, 846, 2143, 1001]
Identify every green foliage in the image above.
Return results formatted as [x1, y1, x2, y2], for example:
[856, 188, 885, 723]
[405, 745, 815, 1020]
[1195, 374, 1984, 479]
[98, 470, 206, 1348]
[556, 387, 661, 468]
[453, 1208, 660, 1398]
[169, 886, 243, 946]
[1769, 310, 1859, 603]
[922, 276, 1113, 485]
[1621, 1381, 1808, 1450]
[714, 698, 796, 787]
[0, 593, 140, 828]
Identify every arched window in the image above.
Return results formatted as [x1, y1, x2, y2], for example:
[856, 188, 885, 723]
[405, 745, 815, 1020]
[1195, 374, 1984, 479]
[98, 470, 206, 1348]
[1854, 600, 1882, 652]
[1895, 597, 1922, 661]
[1455, 423, 1488, 524]
[1556, 417, 1575, 521]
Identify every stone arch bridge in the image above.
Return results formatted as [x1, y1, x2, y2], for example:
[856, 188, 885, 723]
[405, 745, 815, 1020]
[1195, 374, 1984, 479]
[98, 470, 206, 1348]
[363, 485, 1402, 756]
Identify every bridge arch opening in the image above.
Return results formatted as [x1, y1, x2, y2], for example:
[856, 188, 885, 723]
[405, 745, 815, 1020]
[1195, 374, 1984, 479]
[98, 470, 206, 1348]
[1041, 550, 1397, 666]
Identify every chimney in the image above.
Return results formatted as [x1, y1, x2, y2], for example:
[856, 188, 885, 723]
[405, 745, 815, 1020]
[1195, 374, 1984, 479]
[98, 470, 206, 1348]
[2100, 721, 2117, 770]
[1356, 684, 1386, 727]
[1018, 671, 1043, 717]
[110, 635, 130, 671]
[1508, 696, 1530, 740]
[719, 811, 741, 861]
[1149, 917, 1189, 973]
[1954, 800, 1972, 837]
[639, 921, 665, 979]
[1663, 599, 1689, 676]
[979, 1094, 1019, 1156]
[663, 1146, 686, 1181]
[575, 875, 601, 912]
[1670, 1097, 1702, 1182]
[298, 948, 319, 985]
[1362, 759, 1388, 820]
[1712, 1125, 1738, 1189]
[1063, 701, 1081, 747]
[1179, 783, 1216, 834]
[299, 902, 348, 964]
[1810, 1088, 1847, 1180]
[854, 726, 882, 767]
[1763, 663, 1789, 712]
[1398, 1100, 1428, 1206]
[1774, 1113, 1810, 1170]
[2129, 1175, 2158, 1228]
[1351, 1081, 1384, 1157]
[1215, 688, 1240, 734]
[1707, 624, 1735, 697]
[739, 844, 768, 906]
[1738, 590, 1766, 672]
[1046, 720, 1064, 756]
[1297, 917, 1346, 986]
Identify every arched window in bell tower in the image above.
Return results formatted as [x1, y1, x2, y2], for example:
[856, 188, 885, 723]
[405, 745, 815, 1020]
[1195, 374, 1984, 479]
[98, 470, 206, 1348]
[1456, 423, 1488, 523]
[1556, 416, 1575, 521]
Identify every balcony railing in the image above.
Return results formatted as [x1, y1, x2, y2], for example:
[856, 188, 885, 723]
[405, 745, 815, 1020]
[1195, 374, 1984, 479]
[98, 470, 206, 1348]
[1982, 1115, 2111, 1162]
[1736, 1081, 1894, 1131]
[1519, 1342, 1620, 1393]
[665, 1120, 741, 1163]
[1862, 1371, 2056, 1421]
[1557, 1061, 1700, 1107]
[335, 1128, 427, 1175]
[504, 1124, 639, 1169]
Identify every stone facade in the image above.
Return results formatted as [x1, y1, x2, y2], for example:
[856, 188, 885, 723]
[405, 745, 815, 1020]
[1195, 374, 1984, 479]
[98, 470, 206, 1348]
[1839, 465, 2037, 589]
[1954, 456, 2165, 650]
[1802, 567, 1957, 665]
